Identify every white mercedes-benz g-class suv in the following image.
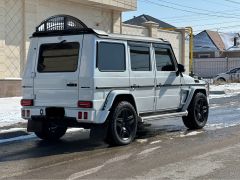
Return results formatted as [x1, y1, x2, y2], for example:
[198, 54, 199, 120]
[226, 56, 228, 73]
[21, 15, 209, 145]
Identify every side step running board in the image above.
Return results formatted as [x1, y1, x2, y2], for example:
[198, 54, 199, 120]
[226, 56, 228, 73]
[141, 111, 188, 121]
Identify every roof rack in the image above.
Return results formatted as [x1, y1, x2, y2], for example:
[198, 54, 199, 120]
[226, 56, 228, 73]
[32, 15, 95, 37]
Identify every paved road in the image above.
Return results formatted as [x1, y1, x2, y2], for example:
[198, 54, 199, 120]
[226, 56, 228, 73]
[0, 95, 240, 179]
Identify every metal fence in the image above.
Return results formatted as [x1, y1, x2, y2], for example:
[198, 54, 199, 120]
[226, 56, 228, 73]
[193, 58, 240, 78]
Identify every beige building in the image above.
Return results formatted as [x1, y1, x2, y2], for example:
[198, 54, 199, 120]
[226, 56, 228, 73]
[0, 0, 188, 97]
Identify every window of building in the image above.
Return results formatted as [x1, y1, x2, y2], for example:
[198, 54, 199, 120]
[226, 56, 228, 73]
[155, 48, 176, 71]
[38, 42, 79, 73]
[97, 42, 125, 71]
[199, 54, 211, 58]
[130, 46, 151, 71]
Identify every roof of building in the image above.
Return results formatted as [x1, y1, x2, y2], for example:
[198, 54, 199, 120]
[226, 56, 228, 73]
[205, 30, 225, 51]
[124, 14, 176, 28]
[219, 32, 240, 51]
[194, 30, 226, 52]
[194, 30, 240, 52]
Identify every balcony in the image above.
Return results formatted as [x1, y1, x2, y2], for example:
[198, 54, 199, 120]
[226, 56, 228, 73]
[69, 0, 137, 11]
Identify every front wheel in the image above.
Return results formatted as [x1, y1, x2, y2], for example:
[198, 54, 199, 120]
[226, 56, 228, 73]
[183, 92, 209, 129]
[35, 121, 67, 141]
[105, 101, 138, 146]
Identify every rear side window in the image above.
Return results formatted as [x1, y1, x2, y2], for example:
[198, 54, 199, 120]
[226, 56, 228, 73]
[130, 46, 151, 71]
[38, 42, 79, 73]
[155, 48, 176, 71]
[97, 42, 125, 71]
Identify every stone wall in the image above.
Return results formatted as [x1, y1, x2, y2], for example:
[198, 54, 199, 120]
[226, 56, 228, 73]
[0, 79, 22, 97]
[0, 0, 24, 79]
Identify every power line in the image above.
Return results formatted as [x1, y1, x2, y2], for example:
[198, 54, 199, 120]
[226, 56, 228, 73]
[139, 0, 240, 19]
[170, 15, 239, 24]
[155, 0, 240, 17]
[191, 20, 240, 28]
[223, 0, 240, 4]
[200, 0, 238, 8]
[194, 24, 240, 33]
[158, 8, 240, 22]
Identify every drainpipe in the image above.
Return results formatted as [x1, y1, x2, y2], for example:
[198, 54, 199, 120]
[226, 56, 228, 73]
[185, 27, 193, 74]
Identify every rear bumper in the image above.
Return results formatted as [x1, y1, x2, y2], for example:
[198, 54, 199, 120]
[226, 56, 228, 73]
[21, 107, 110, 124]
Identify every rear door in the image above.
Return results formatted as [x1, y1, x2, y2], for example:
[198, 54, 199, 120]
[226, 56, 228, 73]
[128, 42, 155, 113]
[33, 35, 83, 107]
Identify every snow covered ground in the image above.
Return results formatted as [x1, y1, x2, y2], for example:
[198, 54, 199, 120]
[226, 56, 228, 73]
[210, 83, 240, 93]
[209, 83, 240, 99]
[0, 97, 25, 128]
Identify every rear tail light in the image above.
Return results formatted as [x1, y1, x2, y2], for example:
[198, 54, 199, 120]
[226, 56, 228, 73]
[21, 99, 33, 106]
[78, 101, 93, 108]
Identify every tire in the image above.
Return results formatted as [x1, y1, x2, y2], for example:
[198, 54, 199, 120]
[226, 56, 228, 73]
[105, 101, 138, 146]
[183, 92, 209, 130]
[35, 121, 67, 141]
[217, 77, 226, 83]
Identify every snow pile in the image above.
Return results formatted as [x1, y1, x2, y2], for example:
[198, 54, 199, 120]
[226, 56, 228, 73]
[179, 131, 204, 137]
[210, 83, 240, 94]
[219, 32, 240, 51]
[0, 97, 25, 127]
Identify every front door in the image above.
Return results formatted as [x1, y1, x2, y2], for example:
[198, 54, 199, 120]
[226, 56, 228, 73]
[154, 44, 181, 111]
[33, 35, 83, 107]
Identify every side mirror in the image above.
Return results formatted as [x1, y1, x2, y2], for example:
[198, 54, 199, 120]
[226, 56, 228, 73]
[177, 64, 185, 73]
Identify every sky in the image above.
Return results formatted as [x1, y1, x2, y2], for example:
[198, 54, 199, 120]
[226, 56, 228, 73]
[122, 0, 240, 34]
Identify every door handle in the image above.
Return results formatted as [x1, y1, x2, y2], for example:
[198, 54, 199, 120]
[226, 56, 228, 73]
[156, 83, 162, 88]
[67, 83, 77, 87]
[131, 84, 139, 89]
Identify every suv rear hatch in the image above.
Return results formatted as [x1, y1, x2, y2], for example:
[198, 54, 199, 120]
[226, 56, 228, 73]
[33, 35, 83, 107]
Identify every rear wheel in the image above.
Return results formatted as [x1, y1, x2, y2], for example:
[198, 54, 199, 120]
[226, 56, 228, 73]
[183, 92, 209, 129]
[35, 121, 67, 141]
[105, 101, 138, 146]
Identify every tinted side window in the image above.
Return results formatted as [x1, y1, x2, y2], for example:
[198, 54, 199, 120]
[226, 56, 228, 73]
[97, 42, 125, 71]
[38, 42, 79, 73]
[230, 69, 238, 74]
[130, 46, 151, 71]
[155, 48, 176, 71]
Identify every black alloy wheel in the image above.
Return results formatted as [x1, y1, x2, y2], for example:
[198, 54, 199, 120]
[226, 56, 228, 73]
[183, 92, 209, 129]
[194, 98, 208, 123]
[106, 101, 137, 146]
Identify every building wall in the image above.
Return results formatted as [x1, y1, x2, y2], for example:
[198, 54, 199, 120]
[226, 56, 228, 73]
[0, 0, 4, 78]
[0, 0, 125, 79]
[122, 24, 149, 37]
[222, 51, 240, 58]
[0, 0, 24, 78]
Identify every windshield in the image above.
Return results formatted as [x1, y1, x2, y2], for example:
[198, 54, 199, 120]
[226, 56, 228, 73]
[37, 42, 80, 73]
